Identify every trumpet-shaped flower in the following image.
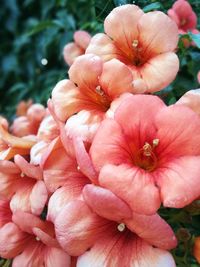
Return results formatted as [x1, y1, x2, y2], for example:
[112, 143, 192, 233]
[89, 94, 200, 214]
[176, 89, 200, 115]
[0, 211, 70, 267]
[55, 198, 177, 267]
[63, 30, 91, 66]
[168, 0, 197, 32]
[86, 4, 179, 93]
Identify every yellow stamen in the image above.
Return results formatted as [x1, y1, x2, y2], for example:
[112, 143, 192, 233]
[132, 40, 139, 48]
[95, 86, 104, 96]
[35, 236, 40, 241]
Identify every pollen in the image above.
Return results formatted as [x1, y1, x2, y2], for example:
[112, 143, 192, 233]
[117, 223, 126, 232]
[35, 236, 40, 241]
[132, 39, 139, 48]
[153, 138, 159, 147]
[20, 172, 25, 178]
[95, 86, 104, 96]
[77, 165, 80, 171]
[143, 142, 152, 157]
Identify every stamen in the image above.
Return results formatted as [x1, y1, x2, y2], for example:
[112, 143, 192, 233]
[132, 40, 139, 48]
[95, 86, 104, 96]
[117, 223, 126, 232]
[20, 172, 25, 178]
[35, 236, 40, 241]
[77, 165, 80, 171]
[143, 142, 152, 157]
[152, 139, 159, 147]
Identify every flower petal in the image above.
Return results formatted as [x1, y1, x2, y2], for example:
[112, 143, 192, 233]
[156, 156, 200, 208]
[176, 89, 200, 116]
[99, 59, 133, 98]
[63, 43, 83, 66]
[30, 180, 48, 215]
[45, 247, 71, 267]
[104, 5, 143, 55]
[83, 184, 132, 221]
[55, 200, 109, 256]
[140, 52, 179, 93]
[99, 164, 160, 215]
[74, 30, 91, 50]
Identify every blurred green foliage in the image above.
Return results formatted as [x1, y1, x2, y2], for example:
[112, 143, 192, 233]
[0, 0, 200, 266]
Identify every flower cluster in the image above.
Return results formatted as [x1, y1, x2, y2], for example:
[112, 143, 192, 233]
[0, 2, 200, 267]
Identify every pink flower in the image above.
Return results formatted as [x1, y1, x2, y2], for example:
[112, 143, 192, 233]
[11, 103, 46, 137]
[0, 156, 48, 216]
[63, 30, 91, 66]
[168, 0, 197, 32]
[55, 198, 176, 266]
[0, 210, 70, 267]
[86, 4, 179, 93]
[198, 71, 200, 84]
[176, 89, 200, 115]
[88, 94, 200, 214]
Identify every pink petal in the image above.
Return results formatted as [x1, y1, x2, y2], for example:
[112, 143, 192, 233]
[30, 180, 48, 215]
[42, 137, 82, 192]
[47, 174, 88, 222]
[12, 240, 45, 267]
[0, 160, 20, 174]
[55, 200, 109, 256]
[77, 230, 176, 267]
[73, 137, 98, 183]
[99, 164, 160, 215]
[99, 59, 133, 98]
[0, 198, 12, 227]
[156, 156, 200, 208]
[0, 222, 30, 258]
[86, 33, 122, 62]
[45, 247, 71, 267]
[68, 54, 103, 92]
[125, 213, 177, 250]
[155, 104, 200, 158]
[138, 11, 178, 55]
[90, 118, 130, 172]
[32, 227, 59, 247]
[51, 79, 81, 121]
[30, 141, 49, 165]
[14, 154, 43, 180]
[10, 178, 35, 213]
[63, 43, 83, 66]
[176, 89, 200, 115]
[83, 184, 132, 221]
[104, 5, 143, 55]
[139, 52, 179, 93]
[74, 30, 91, 50]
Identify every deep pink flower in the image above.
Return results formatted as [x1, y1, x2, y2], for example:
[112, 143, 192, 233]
[88, 94, 200, 214]
[168, 0, 197, 32]
[55, 198, 176, 266]
[63, 30, 91, 66]
[86, 4, 179, 93]
[0, 211, 70, 267]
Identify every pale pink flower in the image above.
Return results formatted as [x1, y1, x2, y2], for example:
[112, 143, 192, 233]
[86, 4, 179, 93]
[0, 156, 48, 216]
[176, 89, 200, 115]
[55, 199, 176, 266]
[0, 211, 70, 267]
[168, 0, 197, 32]
[87, 94, 200, 215]
[11, 103, 46, 137]
[63, 30, 91, 66]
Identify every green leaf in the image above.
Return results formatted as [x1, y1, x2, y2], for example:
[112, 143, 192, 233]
[143, 2, 163, 12]
[188, 32, 200, 49]
[27, 21, 59, 36]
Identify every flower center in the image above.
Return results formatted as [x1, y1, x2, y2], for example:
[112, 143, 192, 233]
[180, 19, 187, 26]
[135, 139, 159, 172]
[117, 223, 126, 232]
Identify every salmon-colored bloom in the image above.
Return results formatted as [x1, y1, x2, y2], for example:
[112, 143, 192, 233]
[86, 4, 179, 93]
[0, 211, 70, 267]
[11, 103, 46, 137]
[194, 236, 200, 264]
[55, 199, 176, 266]
[0, 156, 48, 216]
[63, 30, 91, 66]
[176, 89, 200, 115]
[89, 94, 200, 215]
[52, 54, 137, 141]
[16, 99, 33, 116]
[168, 0, 197, 32]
